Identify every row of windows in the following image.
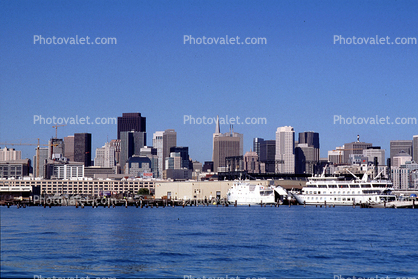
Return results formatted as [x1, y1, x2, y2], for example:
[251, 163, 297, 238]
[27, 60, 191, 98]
[306, 184, 386, 188]
[306, 196, 378, 202]
[304, 191, 362, 195]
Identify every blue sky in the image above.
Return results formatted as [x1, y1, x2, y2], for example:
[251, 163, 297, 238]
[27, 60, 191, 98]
[1, 0, 417, 163]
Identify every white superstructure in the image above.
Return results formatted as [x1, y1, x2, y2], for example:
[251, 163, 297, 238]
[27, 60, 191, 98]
[291, 169, 393, 206]
[227, 181, 287, 205]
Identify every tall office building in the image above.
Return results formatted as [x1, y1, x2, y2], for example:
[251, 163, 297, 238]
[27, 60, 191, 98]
[94, 142, 116, 168]
[253, 138, 275, 173]
[48, 138, 64, 160]
[163, 129, 177, 169]
[64, 136, 74, 161]
[363, 147, 385, 166]
[74, 133, 92, 166]
[33, 147, 48, 177]
[212, 117, 243, 172]
[298, 132, 320, 161]
[120, 131, 146, 169]
[296, 132, 320, 174]
[170, 146, 191, 169]
[0, 147, 21, 161]
[343, 138, 372, 164]
[390, 140, 412, 162]
[117, 113, 146, 140]
[275, 126, 295, 174]
[152, 131, 164, 178]
[253, 138, 265, 159]
[244, 151, 259, 173]
[413, 135, 418, 162]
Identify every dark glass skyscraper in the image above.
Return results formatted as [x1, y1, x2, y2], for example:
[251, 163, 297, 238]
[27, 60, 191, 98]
[74, 133, 92, 166]
[117, 113, 146, 139]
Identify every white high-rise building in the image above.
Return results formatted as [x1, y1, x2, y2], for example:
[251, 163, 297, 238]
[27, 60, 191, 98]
[94, 142, 115, 168]
[0, 147, 21, 161]
[275, 126, 295, 173]
[153, 130, 176, 178]
[363, 148, 385, 166]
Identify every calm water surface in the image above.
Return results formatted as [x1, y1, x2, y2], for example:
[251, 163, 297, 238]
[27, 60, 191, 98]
[1, 205, 418, 278]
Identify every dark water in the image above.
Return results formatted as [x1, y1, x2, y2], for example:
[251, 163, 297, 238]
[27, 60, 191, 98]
[1, 205, 418, 279]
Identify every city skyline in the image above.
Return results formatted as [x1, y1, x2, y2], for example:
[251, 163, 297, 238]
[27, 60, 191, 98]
[1, 1, 417, 164]
[1, 112, 417, 166]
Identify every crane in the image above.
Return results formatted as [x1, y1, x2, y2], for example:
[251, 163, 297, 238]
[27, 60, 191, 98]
[52, 124, 66, 139]
[0, 139, 59, 177]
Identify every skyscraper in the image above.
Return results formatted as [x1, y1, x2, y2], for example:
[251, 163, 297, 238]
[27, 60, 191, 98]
[296, 132, 320, 174]
[343, 138, 372, 164]
[33, 147, 48, 177]
[48, 138, 64, 160]
[64, 136, 74, 161]
[413, 135, 418, 162]
[170, 146, 191, 169]
[94, 142, 116, 168]
[212, 117, 243, 172]
[390, 140, 412, 162]
[152, 129, 177, 178]
[152, 131, 164, 178]
[253, 138, 275, 173]
[275, 126, 295, 174]
[117, 113, 146, 140]
[74, 133, 92, 166]
[120, 131, 146, 169]
[163, 129, 177, 169]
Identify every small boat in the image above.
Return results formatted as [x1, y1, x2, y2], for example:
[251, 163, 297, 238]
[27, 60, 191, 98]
[227, 181, 287, 205]
[369, 195, 417, 208]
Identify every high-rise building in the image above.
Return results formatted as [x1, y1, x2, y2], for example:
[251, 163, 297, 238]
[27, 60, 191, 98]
[94, 142, 116, 168]
[151, 129, 178, 178]
[74, 133, 92, 166]
[296, 132, 320, 174]
[152, 131, 164, 178]
[117, 113, 146, 140]
[328, 147, 344, 165]
[109, 139, 121, 165]
[253, 138, 264, 159]
[392, 150, 412, 168]
[413, 135, 418, 162]
[392, 161, 418, 190]
[390, 140, 412, 162]
[275, 126, 295, 174]
[64, 136, 74, 161]
[163, 129, 177, 170]
[48, 138, 64, 160]
[362, 147, 385, 166]
[212, 117, 243, 172]
[343, 138, 372, 164]
[120, 131, 146, 169]
[170, 146, 190, 169]
[253, 138, 275, 173]
[244, 151, 259, 173]
[295, 144, 316, 174]
[33, 147, 48, 177]
[0, 147, 21, 161]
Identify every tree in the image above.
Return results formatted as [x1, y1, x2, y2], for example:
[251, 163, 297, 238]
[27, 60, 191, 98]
[137, 188, 149, 195]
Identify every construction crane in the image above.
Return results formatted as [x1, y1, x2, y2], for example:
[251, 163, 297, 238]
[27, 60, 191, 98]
[52, 124, 66, 139]
[0, 139, 58, 177]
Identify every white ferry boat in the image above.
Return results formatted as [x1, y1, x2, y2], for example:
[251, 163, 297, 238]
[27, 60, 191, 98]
[227, 181, 288, 205]
[291, 169, 393, 206]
